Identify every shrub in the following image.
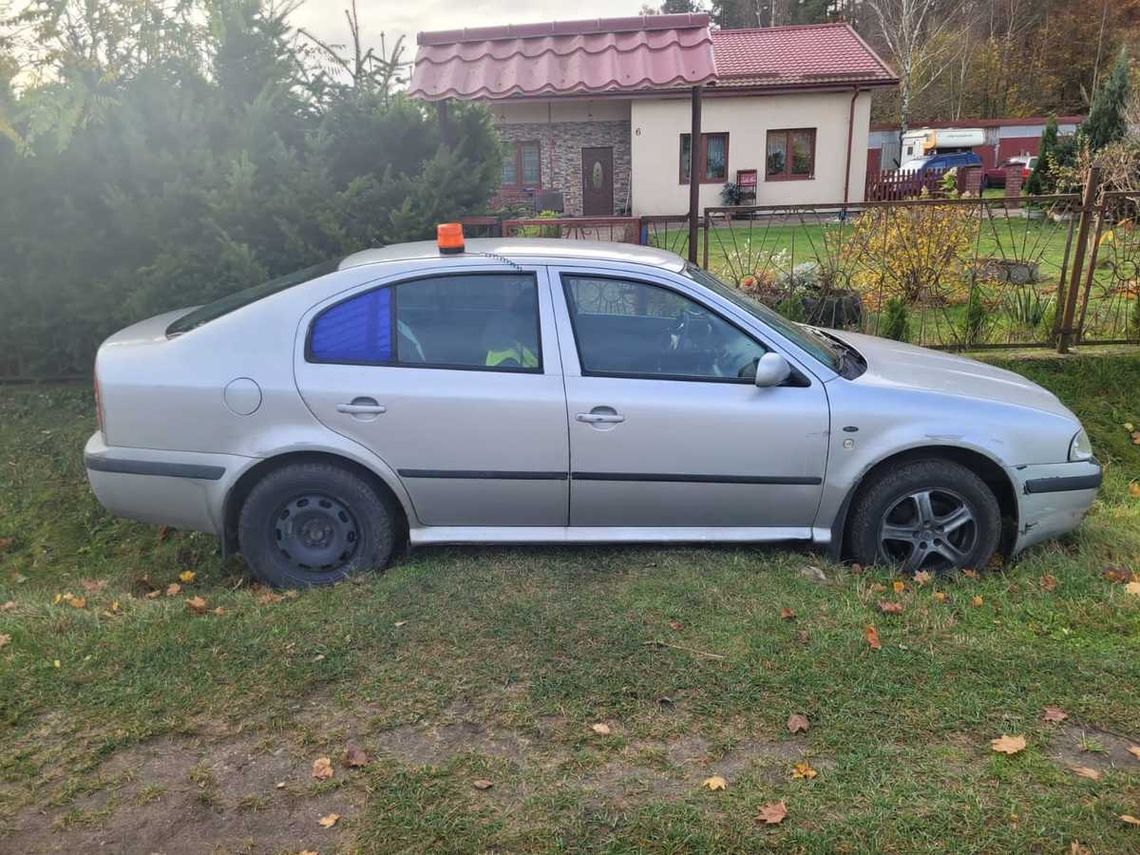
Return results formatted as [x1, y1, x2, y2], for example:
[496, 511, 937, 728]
[881, 298, 911, 341]
[720, 182, 746, 206]
[776, 296, 807, 322]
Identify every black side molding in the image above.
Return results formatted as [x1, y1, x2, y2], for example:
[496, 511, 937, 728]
[85, 455, 225, 481]
[571, 472, 823, 485]
[1023, 471, 1103, 494]
[398, 469, 568, 480]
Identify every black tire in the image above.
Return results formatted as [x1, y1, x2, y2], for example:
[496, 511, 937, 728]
[847, 458, 1002, 575]
[238, 461, 395, 588]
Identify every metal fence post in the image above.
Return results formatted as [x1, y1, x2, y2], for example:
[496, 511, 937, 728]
[1057, 166, 1101, 353]
[702, 211, 710, 270]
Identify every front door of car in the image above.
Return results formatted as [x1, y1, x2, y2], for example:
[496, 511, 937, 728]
[551, 269, 829, 530]
[295, 267, 569, 527]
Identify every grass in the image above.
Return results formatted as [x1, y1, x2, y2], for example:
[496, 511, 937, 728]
[1, 350, 1139, 853]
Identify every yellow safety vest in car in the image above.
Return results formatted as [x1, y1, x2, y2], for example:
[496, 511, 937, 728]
[486, 343, 538, 368]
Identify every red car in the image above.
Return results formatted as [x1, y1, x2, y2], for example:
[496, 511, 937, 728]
[984, 155, 1038, 188]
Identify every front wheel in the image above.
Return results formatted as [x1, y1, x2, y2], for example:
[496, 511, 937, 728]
[847, 459, 1002, 574]
[238, 461, 396, 588]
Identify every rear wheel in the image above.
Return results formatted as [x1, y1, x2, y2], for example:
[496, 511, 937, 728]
[238, 461, 395, 587]
[848, 459, 1001, 574]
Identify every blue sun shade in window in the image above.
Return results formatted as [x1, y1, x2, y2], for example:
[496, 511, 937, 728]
[310, 288, 392, 362]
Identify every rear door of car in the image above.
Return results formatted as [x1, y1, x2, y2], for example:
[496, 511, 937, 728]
[295, 264, 569, 527]
[549, 265, 830, 531]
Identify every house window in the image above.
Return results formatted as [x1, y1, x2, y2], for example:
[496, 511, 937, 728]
[501, 141, 541, 188]
[679, 133, 729, 184]
[766, 129, 816, 180]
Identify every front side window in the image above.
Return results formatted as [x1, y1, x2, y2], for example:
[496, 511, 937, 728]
[679, 132, 729, 184]
[766, 128, 816, 180]
[308, 273, 541, 372]
[501, 141, 541, 188]
[562, 275, 766, 381]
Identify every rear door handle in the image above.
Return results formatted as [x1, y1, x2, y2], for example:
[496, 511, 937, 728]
[576, 412, 625, 424]
[337, 398, 387, 415]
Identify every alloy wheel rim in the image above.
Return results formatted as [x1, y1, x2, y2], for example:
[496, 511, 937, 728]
[273, 493, 359, 572]
[878, 488, 977, 573]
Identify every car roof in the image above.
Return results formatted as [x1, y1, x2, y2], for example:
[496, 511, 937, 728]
[338, 238, 688, 273]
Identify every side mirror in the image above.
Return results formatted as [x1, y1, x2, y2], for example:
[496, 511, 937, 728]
[754, 352, 791, 388]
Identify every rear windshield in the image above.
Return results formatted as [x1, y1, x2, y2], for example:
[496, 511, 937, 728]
[166, 259, 341, 336]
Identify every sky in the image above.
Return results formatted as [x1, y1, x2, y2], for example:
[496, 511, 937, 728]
[287, 0, 648, 72]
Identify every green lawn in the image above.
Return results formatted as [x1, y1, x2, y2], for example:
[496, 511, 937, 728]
[1, 351, 1140, 853]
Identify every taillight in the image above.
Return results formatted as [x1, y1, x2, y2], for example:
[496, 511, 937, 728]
[94, 374, 105, 434]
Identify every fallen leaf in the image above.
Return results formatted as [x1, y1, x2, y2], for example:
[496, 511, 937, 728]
[791, 762, 817, 779]
[472, 779, 493, 790]
[157, 526, 169, 542]
[1120, 814, 1140, 826]
[849, 562, 864, 574]
[298, 851, 319, 855]
[913, 570, 933, 586]
[1040, 575, 1058, 592]
[1126, 422, 1136, 432]
[971, 595, 984, 607]
[1070, 841, 1091, 855]
[990, 734, 1027, 755]
[962, 569, 979, 579]
[668, 619, 684, 631]
[1132, 431, 1140, 446]
[590, 722, 611, 736]
[756, 800, 787, 825]
[869, 582, 887, 594]
[145, 590, 161, 600]
[933, 591, 948, 603]
[275, 781, 285, 789]
[186, 596, 208, 615]
[892, 580, 906, 594]
[80, 579, 106, 593]
[1128, 746, 1140, 761]
[53, 659, 60, 668]
[702, 775, 727, 791]
[0, 537, 13, 552]
[864, 625, 881, 650]
[1, 600, 15, 611]
[779, 607, 796, 621]
[795, 629, 810, 644]
[1071, 766, 1102, 780]
[1129, 481, 1140, 498]
[786, 713, 810, 734]
[179, 570, 196, 584]
[1104, 566, 1132, 584]
[1125, 581, 1140, 596]
[1042, 706, 1069, 723]
[318, 812, 340, 828]
[165, 583, 181, 597]
[56, 592, 86, 609]
[212, 607, 225, 616]
[877, 600, 904, 615]
[254, 588, 284, 605]
[394, 620, 408, 628]
[0, 633, 10, 648]
[342, 743, 368, 768]
[311, 757, 334, 780]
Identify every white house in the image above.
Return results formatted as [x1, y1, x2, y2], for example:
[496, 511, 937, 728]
[409, 14, 896, 218]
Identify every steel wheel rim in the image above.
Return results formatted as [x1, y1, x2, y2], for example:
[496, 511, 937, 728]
[273, 493, 359, 572]
[878, 488, 977, 573]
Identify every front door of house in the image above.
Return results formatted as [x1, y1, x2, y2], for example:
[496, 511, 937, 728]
[581, 147, 614, 216]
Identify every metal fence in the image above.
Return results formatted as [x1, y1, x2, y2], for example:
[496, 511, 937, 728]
[690, 170, 1138, 352]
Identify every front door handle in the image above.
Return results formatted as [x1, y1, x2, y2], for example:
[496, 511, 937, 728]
[337, 397, 387, 416]
[576, 410, 625, 424]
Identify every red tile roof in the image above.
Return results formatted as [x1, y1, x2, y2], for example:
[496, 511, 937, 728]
[711, 24, 896, 89]
[409, 14, 716, 101]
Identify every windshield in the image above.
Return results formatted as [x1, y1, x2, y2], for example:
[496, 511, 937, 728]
[166, 259, 342, 336]
[683, 265, 841, 372]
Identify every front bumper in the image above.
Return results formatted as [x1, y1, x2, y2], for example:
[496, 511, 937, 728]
[84, 432, 253, 535]
[1011, 459, 1102, 554]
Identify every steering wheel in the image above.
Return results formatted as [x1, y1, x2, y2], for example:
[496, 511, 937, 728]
[657, 309, 721, 375]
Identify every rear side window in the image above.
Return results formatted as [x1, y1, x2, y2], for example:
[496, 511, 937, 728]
[307, 273, 541, 372]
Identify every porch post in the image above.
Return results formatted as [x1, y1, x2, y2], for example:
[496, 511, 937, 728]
[688, 85, 703, 264]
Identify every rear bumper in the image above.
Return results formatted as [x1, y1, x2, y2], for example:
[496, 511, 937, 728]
[84, 432, 252, 535]
[1011, 459, 1102, 554]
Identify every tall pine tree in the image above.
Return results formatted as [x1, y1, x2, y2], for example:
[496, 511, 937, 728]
[1084, 48, 1131, 153]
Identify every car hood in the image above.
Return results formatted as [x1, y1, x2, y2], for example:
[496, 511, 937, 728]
[824, 329, 1076, 419]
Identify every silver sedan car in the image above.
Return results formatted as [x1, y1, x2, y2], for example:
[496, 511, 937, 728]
[85, 234, 1102, 587]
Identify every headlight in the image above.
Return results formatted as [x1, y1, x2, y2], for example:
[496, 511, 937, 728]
[1068, 428, 1093, 461]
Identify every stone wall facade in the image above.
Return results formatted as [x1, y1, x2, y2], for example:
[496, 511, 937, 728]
[495, 120, 632, 216]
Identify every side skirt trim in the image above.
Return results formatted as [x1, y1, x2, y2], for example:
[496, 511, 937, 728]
[409, 525, 814, 546]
